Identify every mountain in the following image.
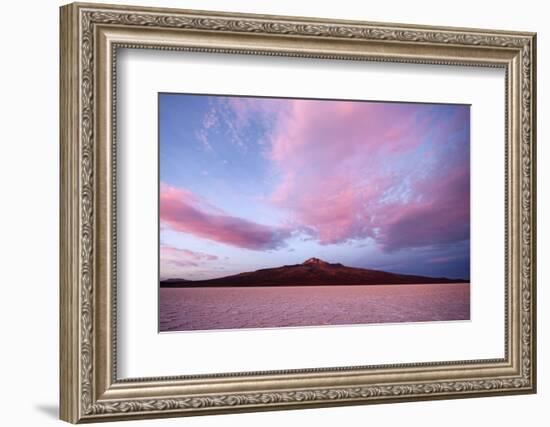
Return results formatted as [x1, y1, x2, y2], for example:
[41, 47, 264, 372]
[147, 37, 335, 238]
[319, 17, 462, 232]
[160, 257, 467, 287]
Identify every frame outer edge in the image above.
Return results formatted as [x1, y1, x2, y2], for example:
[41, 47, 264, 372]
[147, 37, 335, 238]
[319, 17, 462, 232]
[529, 33, 536, 393]
[68, 1, 536, 37]
[59, 2, 537, 422]
[60, 3, 81, 424]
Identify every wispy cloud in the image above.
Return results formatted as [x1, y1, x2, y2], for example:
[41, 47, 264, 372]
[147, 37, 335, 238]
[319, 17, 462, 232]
[195, 129, 213, 152]
[161, 245, 218, 267]
[160, 245, 220, 279]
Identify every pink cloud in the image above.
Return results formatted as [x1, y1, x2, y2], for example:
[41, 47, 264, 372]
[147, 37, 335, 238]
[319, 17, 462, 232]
[160, 184, 291, 250]
[253, 99, 470, 251]
[186, 98, 469, 252]
[268, 101, 427, 168]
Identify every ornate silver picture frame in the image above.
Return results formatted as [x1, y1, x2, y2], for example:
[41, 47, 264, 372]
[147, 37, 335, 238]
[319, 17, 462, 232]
[60, 2, 536, 423]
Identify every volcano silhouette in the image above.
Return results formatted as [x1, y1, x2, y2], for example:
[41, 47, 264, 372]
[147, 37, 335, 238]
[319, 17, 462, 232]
[160, 257, 467, 287]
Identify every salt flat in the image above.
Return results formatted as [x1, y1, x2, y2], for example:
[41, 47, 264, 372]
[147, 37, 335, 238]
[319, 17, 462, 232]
[159, 283, 470, 332]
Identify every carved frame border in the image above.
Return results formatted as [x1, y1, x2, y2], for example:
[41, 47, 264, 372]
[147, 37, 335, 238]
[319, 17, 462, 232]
[60, 2, 536, 423]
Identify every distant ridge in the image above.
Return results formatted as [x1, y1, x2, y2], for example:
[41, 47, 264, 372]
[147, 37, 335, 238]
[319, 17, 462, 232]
[160, 258, 467, 288]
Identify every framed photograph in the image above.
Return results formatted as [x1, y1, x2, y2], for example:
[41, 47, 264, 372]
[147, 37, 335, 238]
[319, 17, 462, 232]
[60, 2, 537, 423]
[158, 94, 472, 332]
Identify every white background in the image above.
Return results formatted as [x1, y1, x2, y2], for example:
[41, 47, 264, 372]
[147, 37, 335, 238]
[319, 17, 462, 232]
[118, 50, 504, 377]
[0, 0, 546, 426]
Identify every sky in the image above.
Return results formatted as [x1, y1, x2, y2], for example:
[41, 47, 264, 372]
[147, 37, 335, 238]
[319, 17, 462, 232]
[159, 93, 470, 281]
